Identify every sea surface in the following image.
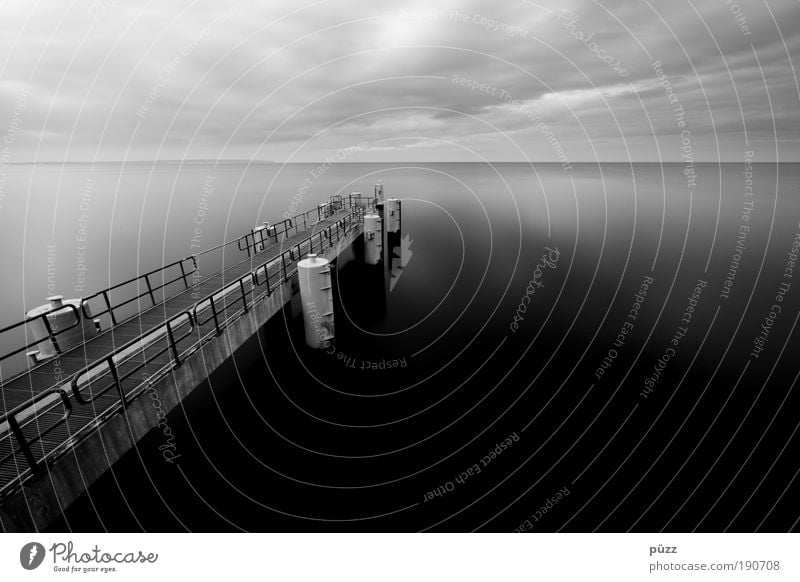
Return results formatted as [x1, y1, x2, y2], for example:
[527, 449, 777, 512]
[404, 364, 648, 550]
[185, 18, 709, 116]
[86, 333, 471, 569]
[2, 161, 800, 531]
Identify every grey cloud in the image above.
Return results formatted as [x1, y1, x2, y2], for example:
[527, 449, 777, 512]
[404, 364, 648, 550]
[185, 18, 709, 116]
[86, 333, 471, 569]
[0, 0, 797, 161]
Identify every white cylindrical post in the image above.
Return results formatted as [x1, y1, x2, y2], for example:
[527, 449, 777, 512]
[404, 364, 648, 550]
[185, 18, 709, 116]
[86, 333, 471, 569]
[386, 198, 400, 233]
[297, 254, 335, 349]
[25, 295, 96, 360]
[26, 296, 62, 359]
[253, 225, 267, 252]
[364, 213, 382, 265]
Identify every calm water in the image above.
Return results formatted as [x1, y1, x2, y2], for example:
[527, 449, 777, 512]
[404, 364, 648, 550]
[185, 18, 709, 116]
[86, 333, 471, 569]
[6, 161, 800, 531]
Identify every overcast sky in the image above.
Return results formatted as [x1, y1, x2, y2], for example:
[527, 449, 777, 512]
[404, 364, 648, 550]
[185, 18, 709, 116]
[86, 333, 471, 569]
[0, 0, 798, 162]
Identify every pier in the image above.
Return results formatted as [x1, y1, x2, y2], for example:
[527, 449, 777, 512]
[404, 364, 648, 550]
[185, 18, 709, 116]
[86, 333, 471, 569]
[0, 187, 399, 532]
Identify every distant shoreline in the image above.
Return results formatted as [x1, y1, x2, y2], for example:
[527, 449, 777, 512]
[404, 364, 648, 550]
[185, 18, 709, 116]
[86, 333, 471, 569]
[4, 160, 796, 165]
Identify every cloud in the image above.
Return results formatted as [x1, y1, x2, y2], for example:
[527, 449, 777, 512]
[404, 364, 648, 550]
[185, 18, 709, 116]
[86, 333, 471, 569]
[0, 0, 797, 161]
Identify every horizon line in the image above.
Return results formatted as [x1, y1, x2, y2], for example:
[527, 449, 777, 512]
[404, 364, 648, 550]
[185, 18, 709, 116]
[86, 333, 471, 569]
[4, 159, 797, 165]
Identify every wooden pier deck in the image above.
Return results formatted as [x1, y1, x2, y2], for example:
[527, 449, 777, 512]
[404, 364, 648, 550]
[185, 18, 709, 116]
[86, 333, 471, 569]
[0, 206, 362, 493]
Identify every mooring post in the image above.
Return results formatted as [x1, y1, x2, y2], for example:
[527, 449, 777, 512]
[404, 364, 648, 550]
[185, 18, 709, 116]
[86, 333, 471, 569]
[297, 253, 335, 349]
[363, 213, 382, 265]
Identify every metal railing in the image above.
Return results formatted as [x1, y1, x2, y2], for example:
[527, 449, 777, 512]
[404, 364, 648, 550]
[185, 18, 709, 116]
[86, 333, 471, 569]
[71, 310, 195, 408]
[0, 195, 376, 380]
[81, 256, 198, 327]
[236, 197, 347, 257]
[0, 303, 82, 365]
[0, 388, 72, 477]
[0, 196, 372, 498]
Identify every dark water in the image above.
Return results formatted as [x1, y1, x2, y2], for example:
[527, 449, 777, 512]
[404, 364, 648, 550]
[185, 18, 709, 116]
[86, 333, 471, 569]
[37, 162, 800, 531]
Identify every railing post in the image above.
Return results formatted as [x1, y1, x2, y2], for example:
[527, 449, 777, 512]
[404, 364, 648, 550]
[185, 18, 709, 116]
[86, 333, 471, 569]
[144, 273, 156, 306]
[281, 252, 288, 281]
[209, 295, 222, 334]
[165, 320, 181, 366]
[102, 290, 117, 325]
[254, 263, 272, 296]
[7, 415, 38, 472]
[239, 278, 249, 313]
[179, 260, 189, 289]
[108, 357, 126, 408]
